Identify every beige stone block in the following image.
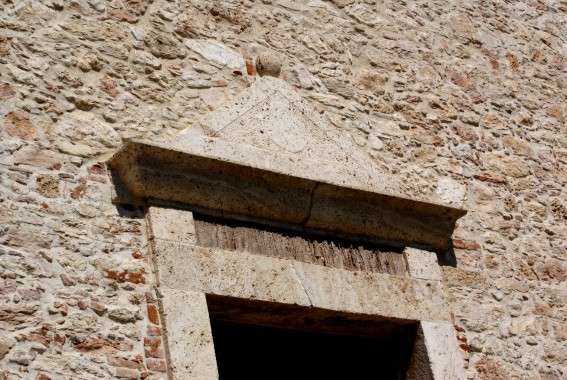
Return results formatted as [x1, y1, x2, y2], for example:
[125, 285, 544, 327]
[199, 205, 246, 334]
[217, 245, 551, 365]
[404, 247, 442, 281]
[291, 261, 450, 321]
[152, 239, 311, 307]
[420, 321, 466, 380]
[108, 77, 466, 251]
[160, 289, 218, 379]
[147, 206, 196, 243]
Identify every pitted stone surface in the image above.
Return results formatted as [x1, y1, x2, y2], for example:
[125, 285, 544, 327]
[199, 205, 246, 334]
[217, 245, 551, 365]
[151, 237, 450, 322]
[160, 290, 219, 379]
[152, 239, 312, 307]
[147, 207, 196, 244]
[404, 247, 442, 282]
[255, 50, 283, 77]
[174, 77, 402, 197]
[420, 321, 467, 380]
[1, 0, 566, 377]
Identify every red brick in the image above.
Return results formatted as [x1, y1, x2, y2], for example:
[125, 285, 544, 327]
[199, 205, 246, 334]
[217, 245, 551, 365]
[144, 336, 161, 348]
[449, 71, 476, 91]
[146, 325, 162, 336]
[452, 239, 481, 251]
[37, 374, 51, 380]
[108, 357, 144, 370]
[26, 326, 52, 347]
[246, 59, 256, 76]
[147, 304, 159, 325]
[533, 301, 553, 317]
[103, 269, 146, 284]
[144, 346, 164, 358]
[535, 259, 567, 282]
[114, 367, 140, 379]
[146, 358, 167, 372]
[73, 335, 119, 353]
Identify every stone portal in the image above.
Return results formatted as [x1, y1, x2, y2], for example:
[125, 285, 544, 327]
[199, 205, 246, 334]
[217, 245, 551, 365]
[108, 77, 468, 379]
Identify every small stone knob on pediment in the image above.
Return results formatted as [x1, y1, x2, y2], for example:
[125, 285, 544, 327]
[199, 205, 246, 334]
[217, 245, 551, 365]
[255, 51, 282, 78]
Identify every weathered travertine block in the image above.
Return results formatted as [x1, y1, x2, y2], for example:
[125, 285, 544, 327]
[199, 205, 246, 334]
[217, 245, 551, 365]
[404, 247, 442, 281]
[420, 321, 466, 380]
[152, 238, 451, 322]
[160, 290, 219, 379]
[291, 261, 451, 321]
[109, 77, 466, 251]
[152, 239, 311, 307]
[147, 206, 196, 243]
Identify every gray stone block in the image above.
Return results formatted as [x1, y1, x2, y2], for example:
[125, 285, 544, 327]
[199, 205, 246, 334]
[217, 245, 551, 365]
[160, 289, 219, 379]
[147, 206, 196, 244]
[404, 247, 442, 281]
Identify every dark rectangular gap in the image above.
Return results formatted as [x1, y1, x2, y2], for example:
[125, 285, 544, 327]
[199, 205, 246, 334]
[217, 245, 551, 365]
[193, 213, 407, 275]
[207, 295, 417, 380]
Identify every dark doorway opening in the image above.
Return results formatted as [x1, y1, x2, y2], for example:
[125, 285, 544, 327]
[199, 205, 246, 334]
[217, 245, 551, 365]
[207, 295, 417, 380]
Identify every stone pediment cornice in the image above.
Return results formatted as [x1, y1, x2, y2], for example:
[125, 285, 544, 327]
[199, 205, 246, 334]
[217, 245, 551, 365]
[108, 77, 466, 251]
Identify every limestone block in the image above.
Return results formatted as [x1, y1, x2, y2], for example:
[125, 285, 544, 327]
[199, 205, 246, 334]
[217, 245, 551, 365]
[152, 239, 311, 307]
[404, 247, 442, 281]
[108, 77, 466, 250]
[160, 290, 219, 379]
[436, 177, 467, 207]
[185, 40, 245, 70]
[420, 321, 466, 380]
[290, 261, 450, 321]
[147, 207, 196, 243]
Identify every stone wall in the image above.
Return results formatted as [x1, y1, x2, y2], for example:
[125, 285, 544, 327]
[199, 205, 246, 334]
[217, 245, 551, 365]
[0, 0, 565, 379]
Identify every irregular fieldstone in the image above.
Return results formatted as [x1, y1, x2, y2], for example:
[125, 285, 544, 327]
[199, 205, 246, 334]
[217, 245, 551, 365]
[36, 175, 60, 198]
[0, 82, 16, 101]
[55, 112, 121, 151]
[449, 13, 480, 44]
[108, 308, 138, 324]
[0, 337, 15, 360]
[535, 259, 567, 282]
[14, 146, 61, 170]
[3, 111, 39, 140]
[77, 51, 104, 72]
[488, 156, 530, 178]
[0, 303, 40, 327]
[185, 40, 245, 70]
[9, 349, 36, 366]
[107, 7, 138, 23]
[144, 30, 186, 59]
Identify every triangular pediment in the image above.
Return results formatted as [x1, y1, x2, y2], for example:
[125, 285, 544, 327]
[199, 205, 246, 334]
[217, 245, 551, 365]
[171, 77, 401, 196]
[108, 77, 466, 251]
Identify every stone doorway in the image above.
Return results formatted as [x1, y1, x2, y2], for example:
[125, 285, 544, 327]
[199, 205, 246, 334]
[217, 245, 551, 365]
[207, 295, 417, 380]
[108, 77, 468, 379]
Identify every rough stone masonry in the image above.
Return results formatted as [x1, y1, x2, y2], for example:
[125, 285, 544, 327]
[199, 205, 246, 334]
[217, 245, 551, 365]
[0, 0, 566, 379]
